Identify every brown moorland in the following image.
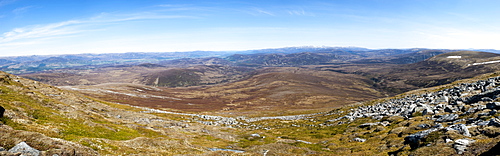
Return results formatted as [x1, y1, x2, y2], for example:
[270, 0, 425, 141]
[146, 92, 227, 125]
[2, 51, 500, 155]
[24, 51, 500, 116]
[65, 67, 384, 116]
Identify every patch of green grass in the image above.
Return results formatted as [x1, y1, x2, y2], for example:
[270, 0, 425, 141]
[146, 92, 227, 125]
[62, 119, 139, 141]
[0, 116, 24, 130]
[191, 135, 232, 148]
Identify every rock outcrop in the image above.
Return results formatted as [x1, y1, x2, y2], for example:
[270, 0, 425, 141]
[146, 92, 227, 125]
[336, 76, 500, 154]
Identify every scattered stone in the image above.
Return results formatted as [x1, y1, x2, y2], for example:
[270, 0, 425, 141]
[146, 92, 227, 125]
[8, 142, 40, 156]
[435, 114, 458, 122]
[477, 112, 490, 117]
[417, 124, 431, 129]
[208, 148, 244, 153]
[489, 118, 500, 127]
[359, 122, 378, 128]
[482, 97, 494, 102]
[476, 120, 490, 126]
[489, 110, 497, 115]
[433, 123, 444, 129]
[445, 124, 470, 137]
[413, 104, 432, 115]
[353, 138, 366, 142]
[423, 108, 435, 115]
[454, 139, 475, 154]
[263, 149, 270, 156]
[404, 128, 439, 149]
[435, 96, 449, 103]
[445, 138, 453, 143]
[380, 121, 390, 126]
[250, 133, 261, 137]
[296, 140, 313, 144]
[486, 102, 500, 110]
[444, 106, 454, 113]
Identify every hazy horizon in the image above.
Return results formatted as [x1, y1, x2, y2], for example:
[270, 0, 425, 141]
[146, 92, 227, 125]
[1, 0, 500, 57]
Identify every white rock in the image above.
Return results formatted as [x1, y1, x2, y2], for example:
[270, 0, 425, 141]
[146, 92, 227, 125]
[8, 142, 40, 156]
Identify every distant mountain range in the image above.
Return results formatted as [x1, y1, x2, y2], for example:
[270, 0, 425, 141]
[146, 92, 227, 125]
[1, 46, 498, 75]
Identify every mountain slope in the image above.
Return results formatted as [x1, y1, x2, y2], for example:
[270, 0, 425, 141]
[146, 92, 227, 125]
[320, 51, 500, 94]
[0, 71, 241, 155]
[2, 71, 500, 155]
[253, 72, 500, 155]
[20, 51, 500, 115]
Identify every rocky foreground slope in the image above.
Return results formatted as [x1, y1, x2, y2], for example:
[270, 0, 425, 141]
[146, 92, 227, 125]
[324, 74, 500, 155]
[195, 72, 500, 155]
[1, 70, 500, 155]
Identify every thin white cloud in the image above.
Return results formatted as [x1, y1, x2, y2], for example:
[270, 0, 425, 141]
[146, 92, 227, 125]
[156, 4, 217, 13]
[0, 20, 83, 43]
[0, 0, 17, 7]
[287, 9, 307, 16]
[0, 11, 195, 45]
[247, 8, 275, 16]
[157, 4, 194, 10]
[91, 12, 195, 23]
[12, 6, 33, 15]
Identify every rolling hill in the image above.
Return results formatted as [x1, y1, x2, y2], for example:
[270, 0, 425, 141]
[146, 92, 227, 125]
[2, 67, 500, 155]
[0, 47, 458, 74]
[18, 50, 500, 115]
[317, 51, 500, 94]
[1, 48, 500, 155]
[64, 67, 384, 114]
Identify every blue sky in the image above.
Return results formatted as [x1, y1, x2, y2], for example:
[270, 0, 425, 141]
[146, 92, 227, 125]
[1, 0, 500, 56]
